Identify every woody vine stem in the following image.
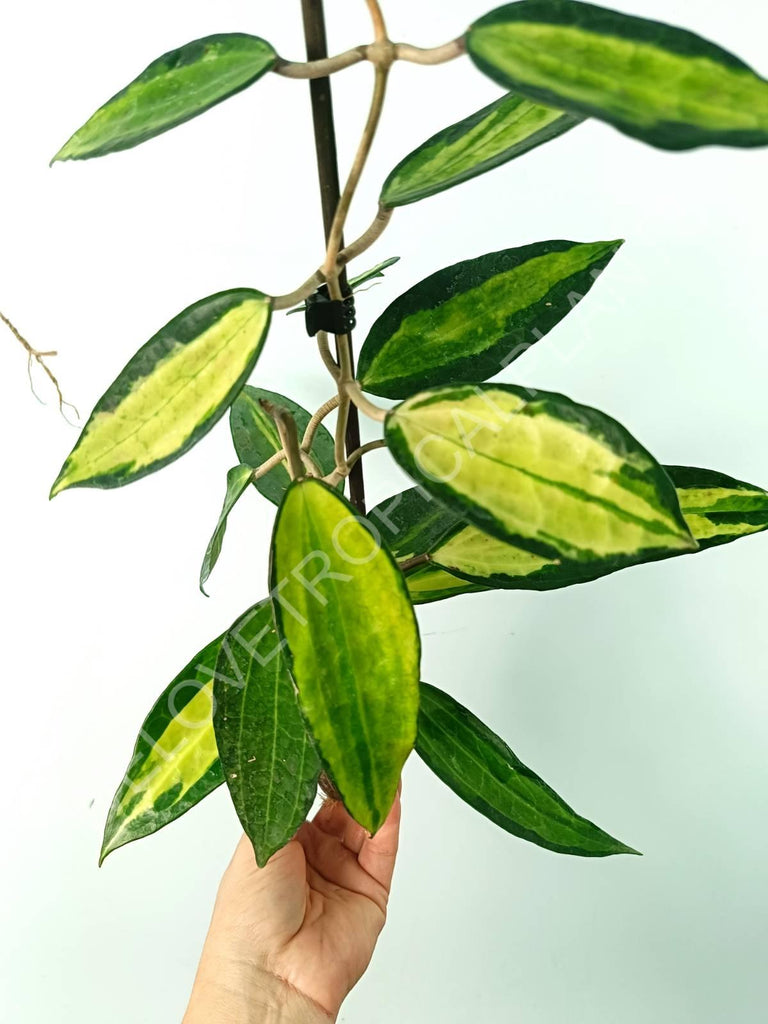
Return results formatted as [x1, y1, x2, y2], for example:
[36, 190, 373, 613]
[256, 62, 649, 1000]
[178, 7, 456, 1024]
[265, 0, 464, 512]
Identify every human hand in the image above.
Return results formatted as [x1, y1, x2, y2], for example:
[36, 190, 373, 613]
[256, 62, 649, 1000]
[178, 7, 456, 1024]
[184, 786, 402, 1023]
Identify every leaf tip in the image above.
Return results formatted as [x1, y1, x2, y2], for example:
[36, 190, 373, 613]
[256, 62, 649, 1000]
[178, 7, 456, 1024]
[49, 469, 69, 499]
[620, 843, 642, 857]
[98, 836, 116, 868]
[50, 140, 75, 166]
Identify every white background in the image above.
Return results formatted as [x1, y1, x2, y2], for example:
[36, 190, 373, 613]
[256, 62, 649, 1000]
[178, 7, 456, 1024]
[2, 2, 767, 1021]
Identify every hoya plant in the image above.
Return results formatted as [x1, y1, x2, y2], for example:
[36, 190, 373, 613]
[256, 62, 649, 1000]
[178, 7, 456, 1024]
[50, 1, 768, 870]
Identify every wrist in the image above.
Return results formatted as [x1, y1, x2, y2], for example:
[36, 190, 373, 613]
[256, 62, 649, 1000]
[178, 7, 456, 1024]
[184, 953, 334, 1024]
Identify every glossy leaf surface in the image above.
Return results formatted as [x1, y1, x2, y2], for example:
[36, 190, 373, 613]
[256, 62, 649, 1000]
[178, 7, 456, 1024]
[367, 487, 490, 603]
[53, 34, 276, 161]
[385, 384, 696, 570]
[374, 463, 768, 597]
[358, 241, 622, 398]
[406, 564, 489, 603]
[230, 386, 337, 505]
[417, 683, 637, 856]
[101, 629, 227, 863]
[200, 465, 254, 594]
[381, 92, 582, 207]
[467, 1, 768, 150]
[669, 465, 768, 550]
[51, 290, 271, 496]
[271, 479, 420, 833]
[213, 601, 320, 866]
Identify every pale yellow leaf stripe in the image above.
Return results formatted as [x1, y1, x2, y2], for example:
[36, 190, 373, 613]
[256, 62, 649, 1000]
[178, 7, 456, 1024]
[106, 682, 218, 854]
[52, 298, 269, 494]
[435, 525, 553, 578]
[363, 242, 614, 388]
[471, 22, 768, 134]
[392, 388, 694, 561]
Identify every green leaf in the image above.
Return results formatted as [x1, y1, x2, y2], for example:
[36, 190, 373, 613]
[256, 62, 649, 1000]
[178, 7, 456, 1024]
[213, 601, 321, 867]
[416, 683, 638, 856]
[199, 465, 254, 595]
[385, 384, 697, 571]
[52, 34, 277, 162]
[270, 479, 420, 833]
[381, 92, 582, 207]
[405, 564, 490, 604]
[668, 465, 768, 551]
[372, 464, 768, 597]
[101, 627, 228, 864]
[286, 257, 401, 315]
[229, 386, 337, 505]
[51, 290, 271, 496]
[357, 240, 622, 399]
[348, 256, 401, 289]
[367, 486, 490, 603]
[466, 1, 768, 151]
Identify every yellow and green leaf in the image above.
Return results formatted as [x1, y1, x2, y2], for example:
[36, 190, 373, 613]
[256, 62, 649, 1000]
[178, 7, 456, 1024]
[52, 34, 277, 161]
[270, 479, 420, 833]
[669, 465, 768, 550]
[467, 1, 768, 151]
[100, 626, 230, 863]
[385, 384, 697, 572]
[199, 465, 255, 595]
[374, 463, 768, 599]
[230, 386, 337, 505]
[51, 289, 271, 496]
[367, 486, 491, 603]
[213, 601, 320, 867]
[406, 564, 490, 604]
[381, 91, 582, 208]
[357, 240, 622, 399]
[417, 683, 638, 857]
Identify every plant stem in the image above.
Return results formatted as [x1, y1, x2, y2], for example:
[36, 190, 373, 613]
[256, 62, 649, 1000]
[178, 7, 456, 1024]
[366, 0, 389, 44]
[322, 67, 389, 281]
[301, 0, 366, 513]
[260, 400, 304, 480]
[274, 46, 367, 79]
[394, 38, 466, 65]
[250, 449, 287, 482]
[271, 35, 465, 78]
[301, 393, 340, 451]
[271, 205, 394, 312]
[325, 439, 386, 486]
[398, 553, 430, 573]
[345, 380, 387, 422]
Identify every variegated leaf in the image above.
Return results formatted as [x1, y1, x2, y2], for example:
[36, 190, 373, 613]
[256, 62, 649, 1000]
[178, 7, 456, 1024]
[101, 627, 228, 863]
[381, 92, 582, 207]
[467, 2, 768, 150]
[199, 465, 254, 595]
[669, 465, 768, 550]
[51, 290, 271, 496]
[417, 683, 637, 857]
[373, 463, 768, 597]
[230, 386, 337, 505]
[367, 487, 490, 603]
[385, 384, 697, 572]
[357, 241, 622, 398]
[404, 564, 490, 604]
[213, 601, 321, 867]
[53, 34, 276, 161]
[271, 479, 420, 833]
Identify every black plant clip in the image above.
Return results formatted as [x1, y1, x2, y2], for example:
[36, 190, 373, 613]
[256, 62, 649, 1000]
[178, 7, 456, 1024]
[305, 286, 356, 337]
